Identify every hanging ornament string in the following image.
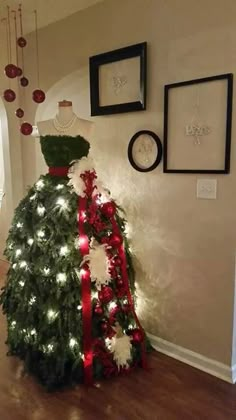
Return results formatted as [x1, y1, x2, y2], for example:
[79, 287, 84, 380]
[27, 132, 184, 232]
[2, 17, 10, 66]
[18, 4, 25, 88]
[34, 9, 40, 88]
[32, 9, 45, 104]
[7, 6, 12, 65]
[2, 15, 16, 103]
[12, 11, 19, 72]
[12, 10, 24, 118]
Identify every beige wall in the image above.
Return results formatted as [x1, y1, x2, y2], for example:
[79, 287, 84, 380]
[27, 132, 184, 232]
[5, 0, 236, 366]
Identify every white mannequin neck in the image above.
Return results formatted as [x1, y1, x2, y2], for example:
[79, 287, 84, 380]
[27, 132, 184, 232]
[56, 106, 74, 124]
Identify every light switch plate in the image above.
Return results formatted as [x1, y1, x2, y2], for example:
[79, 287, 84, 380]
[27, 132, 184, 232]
[197, 179, 217, 199]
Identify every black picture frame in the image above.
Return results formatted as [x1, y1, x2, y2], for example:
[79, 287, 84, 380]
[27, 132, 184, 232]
[128, 130, 162, 172]
[89, 42, 147, 116]
[163, 73, 233, 174]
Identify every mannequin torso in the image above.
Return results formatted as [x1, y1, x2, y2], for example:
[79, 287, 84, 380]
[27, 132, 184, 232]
[36, 101, 94, 140]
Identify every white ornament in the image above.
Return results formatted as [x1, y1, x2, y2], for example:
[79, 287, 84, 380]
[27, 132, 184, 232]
[81, 239, 110, 290]
[110, 334, 132, 370]
[67, 157, 96, 197]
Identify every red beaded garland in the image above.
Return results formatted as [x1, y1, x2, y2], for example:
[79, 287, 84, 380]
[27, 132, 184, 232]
[3, 89, 16, 102]
[4, 64, 18, 79]
[32, 89, 46, 103]
[20, 122, 33, 136]
[112, 256, 122, 266]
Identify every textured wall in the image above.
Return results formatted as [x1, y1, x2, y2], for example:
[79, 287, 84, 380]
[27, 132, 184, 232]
[15, 0, 236, 365]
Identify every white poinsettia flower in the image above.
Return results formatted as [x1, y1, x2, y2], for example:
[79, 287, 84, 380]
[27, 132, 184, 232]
[81, 238, 110, 290]
[110, 334, 132, 370]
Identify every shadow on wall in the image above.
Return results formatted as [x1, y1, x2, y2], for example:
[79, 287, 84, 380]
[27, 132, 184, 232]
[0, 98, 13, 259]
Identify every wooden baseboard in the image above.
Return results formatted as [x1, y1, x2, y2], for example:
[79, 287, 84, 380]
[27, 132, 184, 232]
[148, 332, 236, 384]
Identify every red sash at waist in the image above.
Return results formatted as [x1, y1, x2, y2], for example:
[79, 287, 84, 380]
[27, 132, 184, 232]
[48, 166, 69, 177]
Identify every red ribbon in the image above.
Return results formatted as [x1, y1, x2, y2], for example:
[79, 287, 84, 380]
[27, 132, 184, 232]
[78, 197, 93, 385]
[48, 166, 69, 177]
[111, 217, 147, 369]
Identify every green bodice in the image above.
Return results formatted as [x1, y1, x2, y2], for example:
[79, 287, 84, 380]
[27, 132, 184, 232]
[40, 135, 90, 167]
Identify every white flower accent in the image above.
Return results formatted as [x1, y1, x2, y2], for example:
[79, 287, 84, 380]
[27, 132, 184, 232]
[110, 335, 132, 369]
[82, 238, 110, 290]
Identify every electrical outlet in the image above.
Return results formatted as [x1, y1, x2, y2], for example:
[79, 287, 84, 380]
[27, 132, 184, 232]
[197, 179, 217, 199]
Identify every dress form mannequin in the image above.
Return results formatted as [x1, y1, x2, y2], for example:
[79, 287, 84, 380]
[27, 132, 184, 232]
[36, 100, 93, 139]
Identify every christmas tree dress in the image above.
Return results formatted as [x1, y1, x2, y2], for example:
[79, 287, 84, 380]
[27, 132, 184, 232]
[0, 134, 148, 389]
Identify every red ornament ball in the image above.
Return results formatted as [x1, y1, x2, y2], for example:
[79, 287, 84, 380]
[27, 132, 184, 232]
[20, 77, 29, 87]
[17, 37, 27, 48]
[3, 89, 16, 102]
[94, 304, 103, 316]
[109, 233, 123, 248]
[101, 201, 116, 218]
[15, 108, 24, 118]
[98, 286, 114, 304]
[17, 67, 23, 77]
[101, 321, 109, 333]
[4, 64, 18, 79]
[32, 89, 46, 103]
[130, 328, 144, 344]
[20, 122, 33, 136]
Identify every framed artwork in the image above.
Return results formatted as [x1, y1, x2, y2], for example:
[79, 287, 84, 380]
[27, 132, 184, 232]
[128, 130, 162, 172]
[163, 73, 233, 174]
[89, 42, 147, 116]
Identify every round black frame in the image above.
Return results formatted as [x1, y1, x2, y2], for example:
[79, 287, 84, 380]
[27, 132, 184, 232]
[128, 130, 162, 172]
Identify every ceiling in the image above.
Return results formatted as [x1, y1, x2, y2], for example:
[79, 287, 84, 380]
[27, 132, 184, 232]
[0, 0, 104, 33]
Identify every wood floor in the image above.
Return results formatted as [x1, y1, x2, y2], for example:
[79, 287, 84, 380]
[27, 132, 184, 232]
[0, 259, 236, 420]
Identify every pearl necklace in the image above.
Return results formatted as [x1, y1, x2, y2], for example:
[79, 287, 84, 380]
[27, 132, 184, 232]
[53, 113, 77, 133]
